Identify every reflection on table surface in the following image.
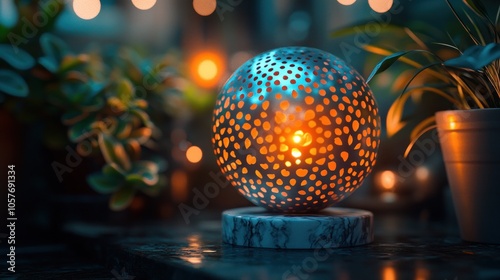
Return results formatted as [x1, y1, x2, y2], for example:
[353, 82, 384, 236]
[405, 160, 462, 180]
[63, 213, 500, 280]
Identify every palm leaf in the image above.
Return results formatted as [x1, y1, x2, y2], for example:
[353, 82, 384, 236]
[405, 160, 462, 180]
[463, 9, 485, 45]
[386, 91, 411, 137]
[386, 86, 460, 137]
[495, 6, 500, 26]
[410, 116, 436, 142]
[404, 125, 438, 158]
[404, 27, 428, 50]
[398, 63, 444, 101]
[446, 0, 480, 44]
[366, 50, 428, 83]
[463, 0, 488, 19]
[443, 43, 500, 70]
[364, 45, 449, 82]
[331, 23, 406, 38]
[432, 42, 462, 53]
[463, 0, 498, 42]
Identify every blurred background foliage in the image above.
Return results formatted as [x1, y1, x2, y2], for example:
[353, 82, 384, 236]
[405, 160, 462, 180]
[0, 0, 498, 228]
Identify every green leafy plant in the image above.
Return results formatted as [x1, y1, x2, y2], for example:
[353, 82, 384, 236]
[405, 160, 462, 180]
[337, 0, 500, 156]
[0, 0, 183, 210]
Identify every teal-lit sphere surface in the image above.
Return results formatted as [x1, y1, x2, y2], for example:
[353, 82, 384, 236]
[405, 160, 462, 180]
[212, 47, 381, 213]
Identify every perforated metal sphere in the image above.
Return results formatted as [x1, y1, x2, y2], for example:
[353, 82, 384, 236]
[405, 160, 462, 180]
[212, 47, 381, 213]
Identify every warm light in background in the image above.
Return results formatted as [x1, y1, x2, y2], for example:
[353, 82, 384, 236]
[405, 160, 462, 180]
[415, 166, 430, 181]
[382, 265, 397, 280]
[193, 0, 217, 16]
[198, 59, 218, 81]
[186, 145, 203, 163]
[378, 170, 397, 190]
[368, 0, 393, 13]
[337, 0, 357, 5]
[73, 0, 101, 20]
[415, 265, 430, 280]
[131, 0, 157, 10]
[190, 52, 225, 88]
[171, 169, 189, 202]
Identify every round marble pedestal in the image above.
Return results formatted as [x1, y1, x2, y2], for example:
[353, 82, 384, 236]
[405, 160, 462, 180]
[222, 207, 373, 249]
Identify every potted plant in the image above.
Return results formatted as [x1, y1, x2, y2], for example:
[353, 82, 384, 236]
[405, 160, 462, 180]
[0, 0, 189, 213]
[365, 0, 500, 243]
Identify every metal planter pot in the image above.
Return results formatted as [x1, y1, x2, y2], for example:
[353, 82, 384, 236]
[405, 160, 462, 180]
[436, 108, 500, 244]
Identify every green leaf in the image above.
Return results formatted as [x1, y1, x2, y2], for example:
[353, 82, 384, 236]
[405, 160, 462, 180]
[59, 54, 89, 73]
[126, 161, 159, 187]
[102, 162, 126, 177]
[109, 186, 135, 211]
[398, 63, 443, 100]
[142, 176, 164, 196]
[38, 56, 59, 73]
[98, 133, 132, 172]
[116, 79, 134, 104]
[446, 0, 480, 44]
[40, 33, 69, 65]
[0, 70, 29, 97]
[366, 49, 444, 83]
[0, 44, 35, 70]
[128, 127, 152, 144]
[62, 111, 88, 125]
[367, 50, 416, 83]
[130, 108, 154, 127]
[61, 80, 90, 104]
[81, 96, 105, 112]
[87, 172, 122, 194]
[331, 23, 406, 38]
[443, 43, 500, 70]
[68, 114, 97, 142]
[112, 119, 132, 139]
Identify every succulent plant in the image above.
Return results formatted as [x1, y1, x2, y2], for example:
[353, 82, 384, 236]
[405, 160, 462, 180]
[0, 0, 178, 210]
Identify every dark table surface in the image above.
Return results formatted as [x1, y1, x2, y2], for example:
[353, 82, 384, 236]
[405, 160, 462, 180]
[4, 212, 500, 280]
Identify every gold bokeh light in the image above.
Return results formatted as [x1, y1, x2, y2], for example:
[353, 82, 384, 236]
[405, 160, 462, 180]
[193, 0, 217, 16]
[190, 52, 225, 89]
[131, 0, 157, 10]
[368, 0, 393, 13]
[73, 0, 101, 20]
[337, 0, 357, 6]
[186, 145, 203, 163]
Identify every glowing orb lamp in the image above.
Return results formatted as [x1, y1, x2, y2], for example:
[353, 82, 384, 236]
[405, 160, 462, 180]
[213, 47, 381, 248]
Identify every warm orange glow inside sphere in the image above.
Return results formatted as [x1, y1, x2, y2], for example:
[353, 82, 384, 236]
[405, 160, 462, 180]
[212, 47, 381, 212]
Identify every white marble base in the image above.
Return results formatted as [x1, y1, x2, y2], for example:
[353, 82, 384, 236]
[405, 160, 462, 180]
[222, 207, 373, 249]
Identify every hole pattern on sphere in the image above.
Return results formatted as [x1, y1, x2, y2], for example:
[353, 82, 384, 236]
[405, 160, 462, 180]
[212, 47, 381, 213]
